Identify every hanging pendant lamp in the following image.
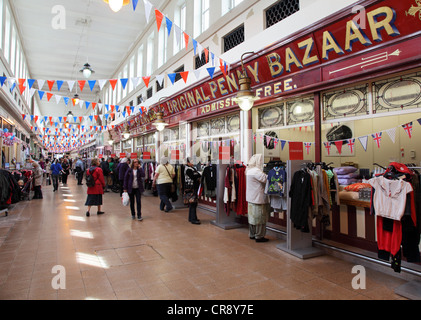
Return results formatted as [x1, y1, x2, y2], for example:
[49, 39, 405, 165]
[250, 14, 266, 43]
[80, 63, 95, 79]
[103, 0, 130, 12]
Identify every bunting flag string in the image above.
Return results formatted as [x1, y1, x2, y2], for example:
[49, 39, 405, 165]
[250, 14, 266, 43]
[0, 2, 231, 99]
[254, 118, 421, 155]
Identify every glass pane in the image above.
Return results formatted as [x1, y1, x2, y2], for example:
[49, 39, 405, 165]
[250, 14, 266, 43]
[374, 72, 421, 114]
[323, 85, 368, 120]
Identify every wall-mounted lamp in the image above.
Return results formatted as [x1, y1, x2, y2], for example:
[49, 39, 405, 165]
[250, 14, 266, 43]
[123, 125, 131, 140]
[152, 97, 169, 132]
[232, 52, 259, 111]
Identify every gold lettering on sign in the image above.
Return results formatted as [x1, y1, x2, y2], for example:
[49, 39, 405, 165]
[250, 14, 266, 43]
[406, 0, 421, 20]
[366, 6, 400, 42]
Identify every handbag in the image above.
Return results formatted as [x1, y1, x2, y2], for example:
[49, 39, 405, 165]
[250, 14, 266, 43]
[183, 189, 197, 205]
[163, 165, 176, 193]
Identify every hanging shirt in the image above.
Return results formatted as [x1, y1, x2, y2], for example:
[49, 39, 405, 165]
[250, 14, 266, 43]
[369, 176, 413, 221]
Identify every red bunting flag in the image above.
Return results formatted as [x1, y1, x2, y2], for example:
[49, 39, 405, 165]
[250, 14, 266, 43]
[183, 32, 189, 50]
[78, 80, 86, 92]
[92, 102, 97, 110]
[109, 79, 118, 90]
[142, 76, 151, 88]
[155, 9, 164, 31]
[180, 71, 189, 83]
[47, 80, 55, 91]
[204, 48, 209, 62]
[47, 93, 53, 101]
[334, 141, 343, 155]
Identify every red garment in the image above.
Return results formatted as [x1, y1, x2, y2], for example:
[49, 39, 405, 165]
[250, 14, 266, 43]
[235, 166, 247, 216]
[87, 167, 105, 195]
[377, 216, 402, 256]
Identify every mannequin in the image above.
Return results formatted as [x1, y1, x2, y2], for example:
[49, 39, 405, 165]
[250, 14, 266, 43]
[246, 154, 270, 242]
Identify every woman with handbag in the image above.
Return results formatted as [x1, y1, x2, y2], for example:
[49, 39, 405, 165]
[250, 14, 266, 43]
[153, 157, 176, 212]
[123, 159, 146, 221]
[184, 157, 201, 225]
[85, 158, 106, 217]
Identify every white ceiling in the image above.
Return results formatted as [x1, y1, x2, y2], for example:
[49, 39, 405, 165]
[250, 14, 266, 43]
[11, 0, 162, 118]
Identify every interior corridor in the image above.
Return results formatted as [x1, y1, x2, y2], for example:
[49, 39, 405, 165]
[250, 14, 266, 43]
[0, 175, 407, 300]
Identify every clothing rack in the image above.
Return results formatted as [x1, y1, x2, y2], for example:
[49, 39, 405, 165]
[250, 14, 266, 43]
[276, 160, 324, 259]
[211, 163, 243, 230]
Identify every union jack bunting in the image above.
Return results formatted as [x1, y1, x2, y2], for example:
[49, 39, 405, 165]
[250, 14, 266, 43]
[372, 132, 382, 148]
[402, 122, 413, 139]
[324, 142, 332, 155]
[347, 139, 355, 153]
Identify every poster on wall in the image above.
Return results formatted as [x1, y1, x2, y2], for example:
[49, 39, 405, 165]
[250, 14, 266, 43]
[289, 142, 304, 160]
[324, 122, 355, 157]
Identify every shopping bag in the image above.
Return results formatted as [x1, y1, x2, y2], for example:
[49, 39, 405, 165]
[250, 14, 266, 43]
[122, 192, 130, 207]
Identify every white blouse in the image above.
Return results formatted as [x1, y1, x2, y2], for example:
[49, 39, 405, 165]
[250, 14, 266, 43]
[369, 176, 413, 221]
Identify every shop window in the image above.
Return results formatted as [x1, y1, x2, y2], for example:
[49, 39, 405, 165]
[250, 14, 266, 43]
[373, 72, 421, 114]
[137, 94, 143, 105]
[265, 0, 300, 29]
[195, 49, 208, 70]
[223, 25, 244, 53]
[259, 105, 284, 129]
[146, 88, 153, 99]
[156, 80, 164, 92]
[174, 65, 184, 83]
[286, 98, 314, 125]
[323, 85, 369, 120]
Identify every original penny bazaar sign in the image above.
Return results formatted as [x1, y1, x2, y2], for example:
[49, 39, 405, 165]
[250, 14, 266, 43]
[134, 0, 420, 129]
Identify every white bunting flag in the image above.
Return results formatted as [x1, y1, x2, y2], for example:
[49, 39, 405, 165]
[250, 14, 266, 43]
[358, 135, 368, 151]
[385, 127, 397, 143]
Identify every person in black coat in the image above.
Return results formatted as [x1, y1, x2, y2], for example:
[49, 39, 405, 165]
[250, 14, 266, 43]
[185, 157, 201, 225]
[118, 158, 131, 197]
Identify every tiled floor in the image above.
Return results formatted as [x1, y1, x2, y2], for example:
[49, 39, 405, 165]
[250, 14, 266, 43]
[0, 175, 408, 300]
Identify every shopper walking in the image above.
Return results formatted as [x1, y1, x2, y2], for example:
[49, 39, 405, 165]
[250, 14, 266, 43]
[153, 157, 175, 212]
[75, 157, 85, 185]
[61, 158, 70, 184]
[31, 160, 43, 199]
[100, 158, 111, 192]
[184, 157, 201, 225]
[85, 158, 106, 217]
[50, 159, 62, 192]
[123, 159, 145, 221]
[118, 158, 131, 196]
[246, 154, 270, 242]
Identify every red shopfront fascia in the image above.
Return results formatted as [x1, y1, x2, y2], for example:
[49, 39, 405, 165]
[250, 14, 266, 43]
[116, 0, 421, 142]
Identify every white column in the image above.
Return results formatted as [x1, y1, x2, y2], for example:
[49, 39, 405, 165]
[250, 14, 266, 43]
[240, 110, 253, 164]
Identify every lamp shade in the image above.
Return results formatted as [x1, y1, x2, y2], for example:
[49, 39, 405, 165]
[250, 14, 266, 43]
[233, 74, 259, 111]
[103, 0, 130, 12]
[152, 111, 168, 132]
[80, 63, 95, 79]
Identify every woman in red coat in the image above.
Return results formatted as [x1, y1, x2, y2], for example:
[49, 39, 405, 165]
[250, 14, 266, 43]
[85, 158, 106, 217]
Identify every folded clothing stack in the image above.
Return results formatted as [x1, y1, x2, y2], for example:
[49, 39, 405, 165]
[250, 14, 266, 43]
[334, 166, 360, 185]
